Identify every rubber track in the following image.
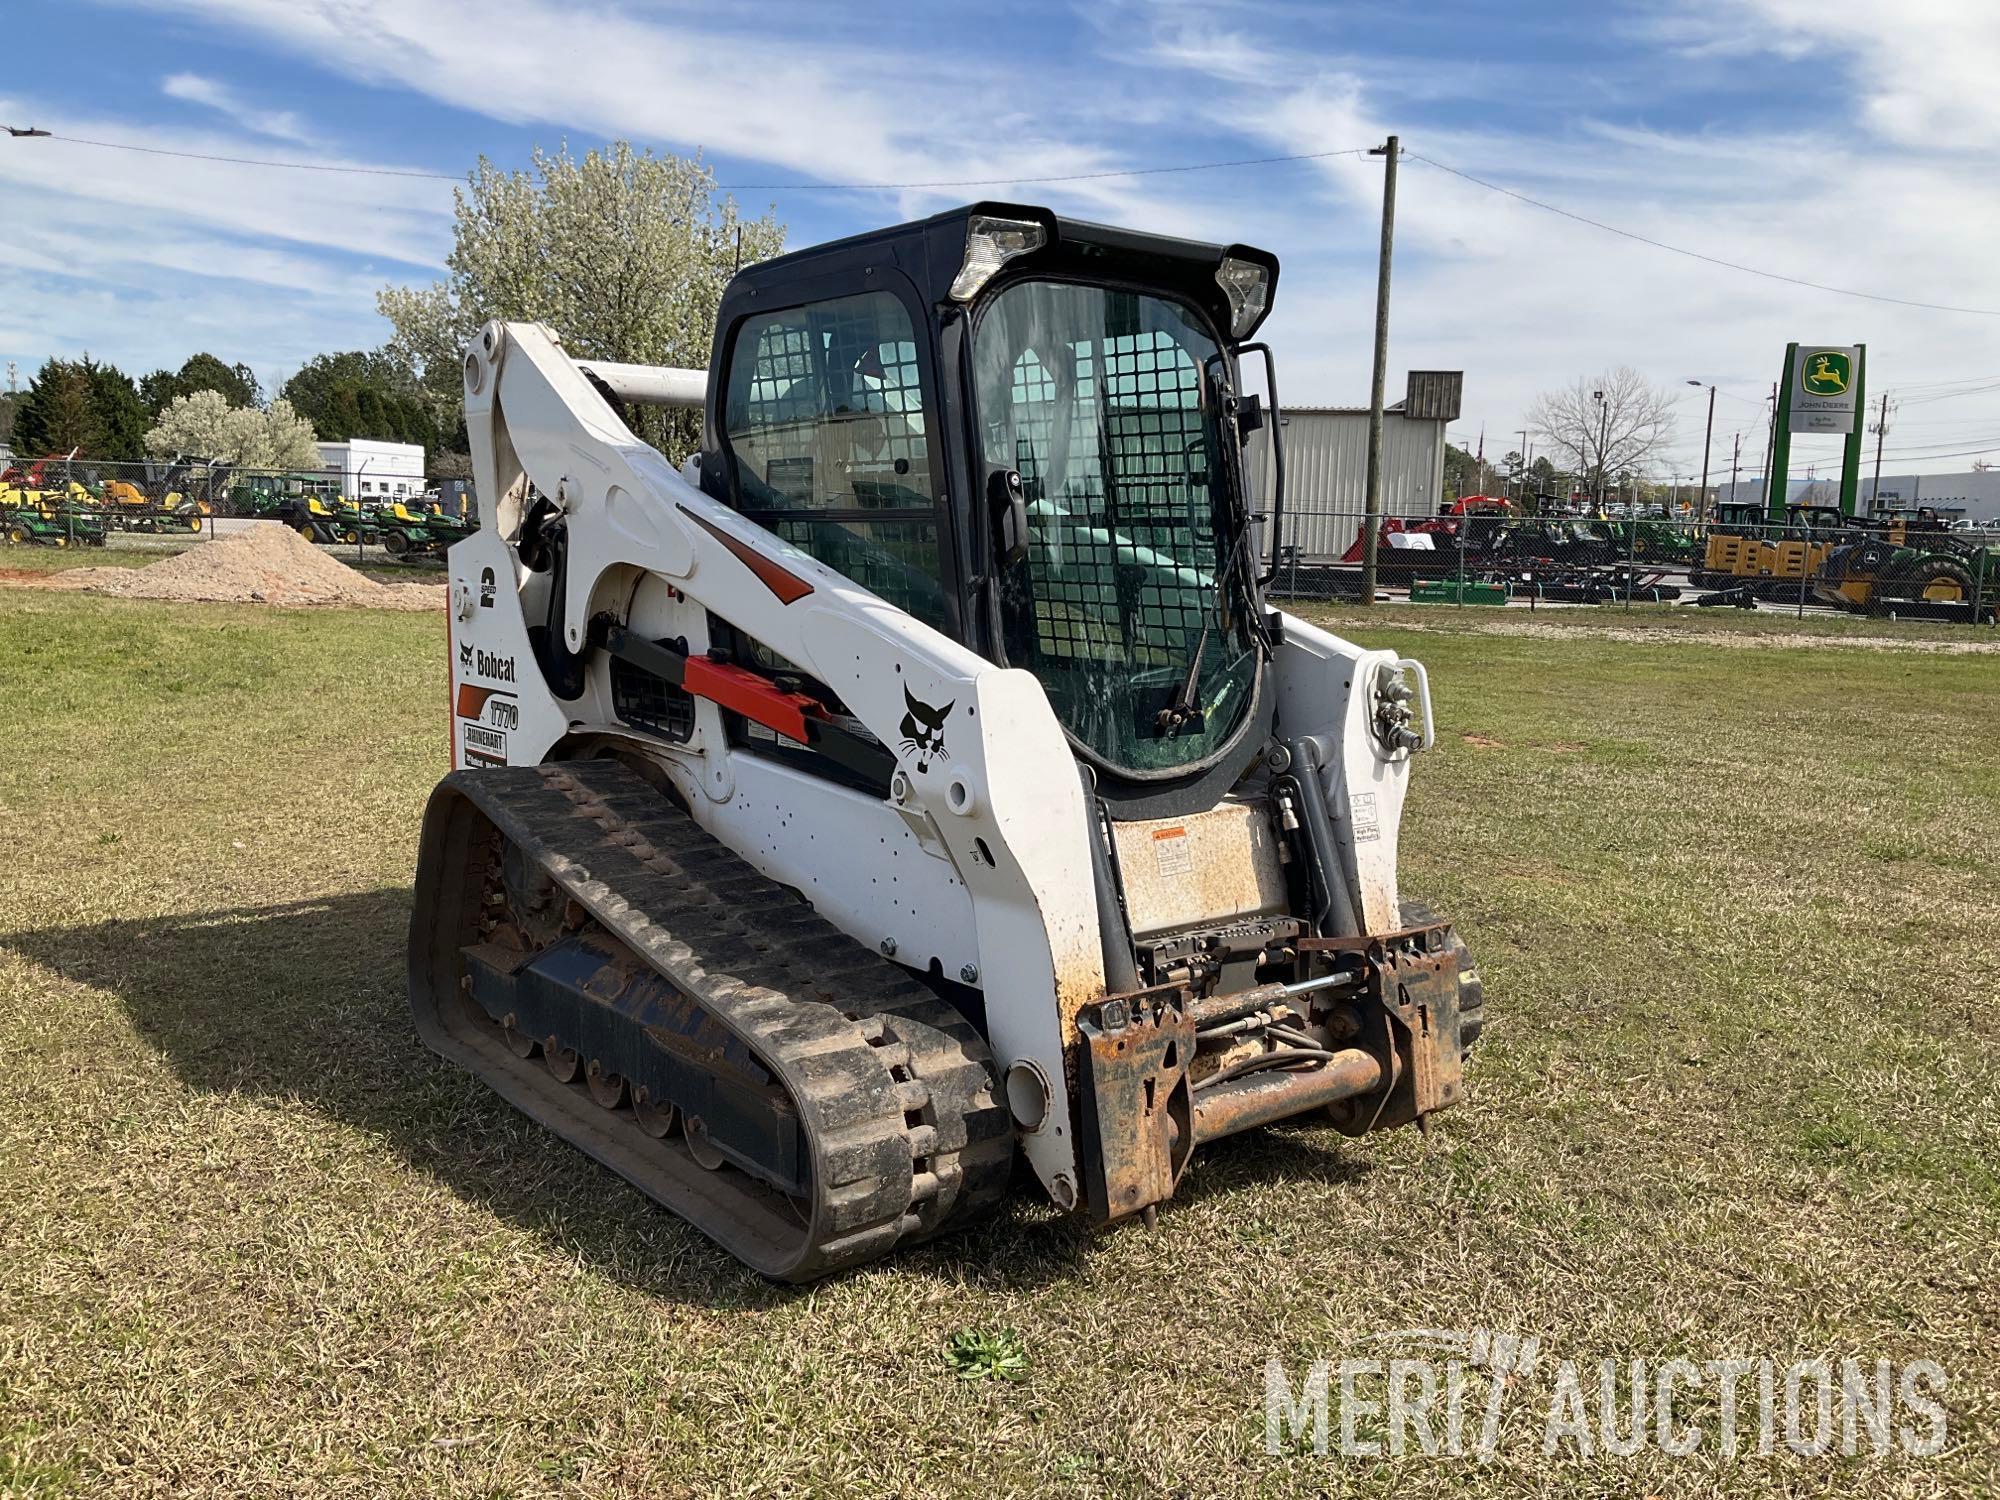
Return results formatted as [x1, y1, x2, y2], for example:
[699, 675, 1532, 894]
[410, 759, 1014, 1281]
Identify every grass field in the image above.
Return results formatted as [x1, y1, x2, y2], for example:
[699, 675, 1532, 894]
[1, 592, 1995, 1498]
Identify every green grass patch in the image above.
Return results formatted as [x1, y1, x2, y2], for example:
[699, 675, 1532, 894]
[0, 594, 1995, 1496]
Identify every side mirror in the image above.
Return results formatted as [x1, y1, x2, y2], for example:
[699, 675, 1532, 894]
[989, 468, 1029, 566]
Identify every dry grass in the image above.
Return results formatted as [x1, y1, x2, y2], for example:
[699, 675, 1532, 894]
[1, 593, 1995, 1497]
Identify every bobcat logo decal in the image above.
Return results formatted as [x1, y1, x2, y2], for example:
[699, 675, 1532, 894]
[898, 687, 954, 773]
[457, 641, 474, 668]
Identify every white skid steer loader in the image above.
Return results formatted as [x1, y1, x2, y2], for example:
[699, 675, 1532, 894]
[409, 204, 1481, 1280]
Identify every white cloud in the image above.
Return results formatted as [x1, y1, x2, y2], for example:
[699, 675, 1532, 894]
[161, 71, 311, 144]
[1658, 0, 2000, 151]
[1136, 7, 2000, 476]
[10, 0, 1999, 478]
[0, 91, 450, 388]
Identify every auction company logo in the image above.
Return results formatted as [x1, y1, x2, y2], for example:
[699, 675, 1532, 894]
[1265, 1330, 1946, 1461]
[1802, 350, 1851, 395]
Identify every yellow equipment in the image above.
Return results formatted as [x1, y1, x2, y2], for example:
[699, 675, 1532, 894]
[1690, 503, 1846, 594]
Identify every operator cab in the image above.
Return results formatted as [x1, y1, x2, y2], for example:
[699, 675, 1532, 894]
[698, 204, 1283, 812]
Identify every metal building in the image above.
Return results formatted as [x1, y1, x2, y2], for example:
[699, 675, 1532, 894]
[1712, 468, 2000, 523]
[1244, 401, 1450, 563]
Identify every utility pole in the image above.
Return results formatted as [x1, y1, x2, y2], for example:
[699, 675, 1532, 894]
[1360, 134, 1399, 605]
[1868, 390, 1892, 515]
[1593, 390, 1609, 510]
[1687, 380, 1716, 523]
[1729, 431, 1741, 506]
[1760, 382, 1776, 518]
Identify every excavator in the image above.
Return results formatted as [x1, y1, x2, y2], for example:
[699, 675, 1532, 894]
[410, 204, 1483, 1280]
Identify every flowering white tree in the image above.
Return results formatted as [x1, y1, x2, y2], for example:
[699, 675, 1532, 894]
[377, 142, 784, 453]
[146, 391, 320, 469]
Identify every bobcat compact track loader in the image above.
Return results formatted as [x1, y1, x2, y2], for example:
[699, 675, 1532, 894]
[410, 204, 1482, 1280]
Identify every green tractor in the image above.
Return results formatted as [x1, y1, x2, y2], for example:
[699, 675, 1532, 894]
[370, 501, 443, 556]
[4, 495, 108, 548]
[1815, 516, 1996, 621]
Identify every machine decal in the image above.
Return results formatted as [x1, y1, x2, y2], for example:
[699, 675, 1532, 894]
[479, 566, 496, 607]
[1350, 791, 1381, 842]
[898, 688, 954, 772]
[458, 641, 474, 667]
[456, 682, 516, 722]
[1151, 826, 1193, 878]
[461, 721, 509, 765]
[678, 505, 815, 605]
[473, 649, 517, 682]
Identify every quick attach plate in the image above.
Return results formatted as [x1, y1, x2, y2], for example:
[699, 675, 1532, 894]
[1076, 987, 1195, 1224]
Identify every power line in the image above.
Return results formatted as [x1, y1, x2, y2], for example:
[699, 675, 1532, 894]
[719, 147, 1370, 192]
[19, 133, 458, 179]
[1404, 151, 2000, 318]
[5, 129, 1368, 192]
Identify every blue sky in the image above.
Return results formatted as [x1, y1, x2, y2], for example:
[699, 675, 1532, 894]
[5, 0, 1999, 477]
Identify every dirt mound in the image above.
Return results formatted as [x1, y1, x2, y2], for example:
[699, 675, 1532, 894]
[56, 524, 443, 610]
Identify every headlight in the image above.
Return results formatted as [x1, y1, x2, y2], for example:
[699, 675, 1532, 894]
[949, 215, 1047, 302]
[1215, 256, 1271, 340]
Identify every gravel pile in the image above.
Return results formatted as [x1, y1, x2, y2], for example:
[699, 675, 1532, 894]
[59, 523, 443, 610]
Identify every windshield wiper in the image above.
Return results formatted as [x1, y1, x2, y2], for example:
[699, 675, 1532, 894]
[1155, 621, 1210, 738]
[1155, 501, 1260, 738]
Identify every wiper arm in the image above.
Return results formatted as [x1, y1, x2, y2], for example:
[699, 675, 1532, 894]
[1155, 621, 1210, 738]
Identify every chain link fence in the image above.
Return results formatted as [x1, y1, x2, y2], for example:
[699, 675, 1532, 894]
[0, 456, 474, 568]
[1260, 504, 1999, 624]
[10, 455, 1998, 625]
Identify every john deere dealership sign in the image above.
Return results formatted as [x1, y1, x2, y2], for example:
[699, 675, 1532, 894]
[1790, 345, 1860, 434]
[1766, 340, 1865, 522]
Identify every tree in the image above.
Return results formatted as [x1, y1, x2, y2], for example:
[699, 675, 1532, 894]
[138, 353, 263, 416]
[224, 398, 321, 470]
[146, 391, 320, 470]
[11, 356, 150, 460]
[1526, 367, 1676, 504]
[377, 142, 784, 455]
[145, 389, 236, 459]
[281, 350, 439, 448]
[1442, 442, 1480, 504]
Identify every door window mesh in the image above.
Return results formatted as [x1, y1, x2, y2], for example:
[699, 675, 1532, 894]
[975, 280, 1253, 773]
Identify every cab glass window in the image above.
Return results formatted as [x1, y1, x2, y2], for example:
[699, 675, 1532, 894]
[723, 291, 947, 628]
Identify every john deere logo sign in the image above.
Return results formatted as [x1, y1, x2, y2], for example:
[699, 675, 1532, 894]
[1790, 344, 1861, 434]
[1803, 351, 1850, 396]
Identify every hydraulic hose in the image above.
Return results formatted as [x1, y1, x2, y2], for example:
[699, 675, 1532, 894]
[1283, 736, 1361, 938]
[1080, 766, 1142, 995]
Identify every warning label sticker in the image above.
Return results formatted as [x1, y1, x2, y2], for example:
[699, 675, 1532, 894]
[1349, 792, 1380, 843]
[1152, 825, 1193, 878]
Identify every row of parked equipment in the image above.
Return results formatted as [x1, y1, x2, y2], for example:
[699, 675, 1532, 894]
[227, 474, 473, 555]
[2, 458, 212, 547]
[1340, 496, 1996, 621]
[0, 459, 472, 559]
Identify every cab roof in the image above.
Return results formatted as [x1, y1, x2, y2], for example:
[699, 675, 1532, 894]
[720, 201, 1279, 342]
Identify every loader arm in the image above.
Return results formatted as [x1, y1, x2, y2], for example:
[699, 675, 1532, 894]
[456, 320, 1103, 1200]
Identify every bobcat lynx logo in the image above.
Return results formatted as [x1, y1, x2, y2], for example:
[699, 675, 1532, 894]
[457, 641, 474, 668]
[898, 687, 954, 773]
[1803, 351, 1850, 396]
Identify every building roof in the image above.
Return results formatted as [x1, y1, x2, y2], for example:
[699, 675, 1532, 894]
[1279, 401, 1414, 417]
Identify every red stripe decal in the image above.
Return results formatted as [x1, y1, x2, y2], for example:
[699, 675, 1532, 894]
[456, 682, 503, 720]
[679, 505, 814, 605]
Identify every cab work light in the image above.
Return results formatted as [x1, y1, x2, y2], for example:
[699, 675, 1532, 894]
[950, 215, 1048, 301]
